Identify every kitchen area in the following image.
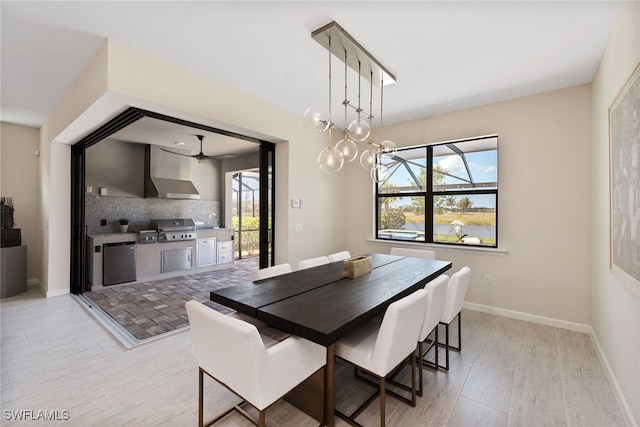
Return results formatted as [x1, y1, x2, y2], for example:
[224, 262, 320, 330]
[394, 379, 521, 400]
[87, 219, 234, 290]
[82, 116, 261, 292]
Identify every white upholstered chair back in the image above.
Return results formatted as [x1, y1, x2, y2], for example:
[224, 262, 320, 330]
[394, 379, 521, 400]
[420, 274, 449, 341]
[252, 263, 292, 281]
[185, 300, 326, 411]
[327, 251, 351, 262]
[390, 247, 436, 260]
[297, 256, 330, 270]
[440, 267, 471, 324]
[369, 289, 428, 376]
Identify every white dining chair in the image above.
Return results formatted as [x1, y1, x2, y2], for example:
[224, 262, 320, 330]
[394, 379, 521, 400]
[185, 300, 326, 427]
[417, 274, 449, 391]
[327, 251, 351, 262]
[334, 289, 428, 426]
[297, 256, 330, 270]
[438, 266, 471, 370]
[387, 274, 449, 396]
[252, 263, 292, 281]
[390, 247, 436, 260]
[231, 263, 293, 335]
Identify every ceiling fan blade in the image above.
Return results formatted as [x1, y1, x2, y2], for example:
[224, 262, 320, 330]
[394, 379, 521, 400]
[164, 135, 232, 162]
[161, 148, 198, 158]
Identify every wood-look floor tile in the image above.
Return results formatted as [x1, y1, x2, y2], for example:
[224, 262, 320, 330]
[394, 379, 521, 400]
[446, 396, 508, 427]
[420, 361, 472, 402]
[556, 329, 626, 427]
[508, 368, 566, 426]
[460, 362, 513, 412]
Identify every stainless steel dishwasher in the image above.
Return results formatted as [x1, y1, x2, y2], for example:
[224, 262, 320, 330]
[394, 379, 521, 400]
[103, 242, 137, 286]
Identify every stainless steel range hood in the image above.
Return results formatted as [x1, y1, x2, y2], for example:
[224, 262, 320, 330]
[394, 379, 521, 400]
[144, 145, 200, 199]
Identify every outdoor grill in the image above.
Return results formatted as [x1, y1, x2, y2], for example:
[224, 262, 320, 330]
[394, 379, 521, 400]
[149, 218, 197, 243]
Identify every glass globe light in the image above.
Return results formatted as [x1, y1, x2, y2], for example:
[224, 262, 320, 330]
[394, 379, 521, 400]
[380, 140, 398, 159]
[370, 162, 390, 183]
[335, 137, 358, 163]
[318, 147, 344, 174]
[359, 147, 377, 170]
[303, 105, 330, 132]
[347, 118, 371, 142]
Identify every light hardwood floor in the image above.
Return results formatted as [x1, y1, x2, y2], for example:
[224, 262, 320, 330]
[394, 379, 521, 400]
[1, 286, 627, 426]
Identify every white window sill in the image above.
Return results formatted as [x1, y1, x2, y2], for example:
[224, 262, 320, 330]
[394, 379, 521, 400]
[366, 239, 508, 256]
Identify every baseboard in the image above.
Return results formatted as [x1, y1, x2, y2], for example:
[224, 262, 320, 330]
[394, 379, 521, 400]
[46, 288, 69, 298]
[463, 302, 591, 333]
[591, 332, 638, 427]
[26, 278, 70, 298]
[464, 301, 637, 426]
[27, 279, 45, 296]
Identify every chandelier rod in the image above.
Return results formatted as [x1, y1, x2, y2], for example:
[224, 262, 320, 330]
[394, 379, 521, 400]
[343, 49, 349, 134]
[328, 35, 333, 149]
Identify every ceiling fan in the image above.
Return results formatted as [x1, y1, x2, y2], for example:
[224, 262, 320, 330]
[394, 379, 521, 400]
[162, 134, 232, 161]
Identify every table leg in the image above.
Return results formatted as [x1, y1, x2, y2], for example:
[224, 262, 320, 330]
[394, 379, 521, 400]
[324, 344, 335, 427]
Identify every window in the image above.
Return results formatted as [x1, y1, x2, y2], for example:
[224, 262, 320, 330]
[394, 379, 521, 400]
[375, 135, 498, 247]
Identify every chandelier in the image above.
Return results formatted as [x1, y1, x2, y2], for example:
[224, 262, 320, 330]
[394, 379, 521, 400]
[303, 21, 398, 181]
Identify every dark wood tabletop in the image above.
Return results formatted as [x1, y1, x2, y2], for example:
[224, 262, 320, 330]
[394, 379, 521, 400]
[210, 254, 452, 346]
[258, 257, 451, 346]
[210, 253, 405, 317]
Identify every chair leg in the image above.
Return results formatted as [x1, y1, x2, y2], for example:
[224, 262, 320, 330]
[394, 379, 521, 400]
[451, 311, 462, 352]
[199, 368, 204, 427]
[379, 376, 386, 427]
[434, 326, 439, 369]
[437, 311, 463, 371]
[410, 351, 416, 406]
[417, 342, 423, 397]
[445, 322, 450, 370]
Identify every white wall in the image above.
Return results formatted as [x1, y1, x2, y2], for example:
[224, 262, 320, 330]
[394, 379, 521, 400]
[591, 2, 640, 424]
[0, 122, 42, 283]
[346, 84, 593, 326]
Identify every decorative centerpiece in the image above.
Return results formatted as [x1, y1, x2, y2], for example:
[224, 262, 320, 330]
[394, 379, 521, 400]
[119, 218, 129, 233]
[343, 256, 372, 279]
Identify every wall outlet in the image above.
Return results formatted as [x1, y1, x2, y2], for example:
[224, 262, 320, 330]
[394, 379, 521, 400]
[483, 274, 491, 285]
[294, 223, 303, 233]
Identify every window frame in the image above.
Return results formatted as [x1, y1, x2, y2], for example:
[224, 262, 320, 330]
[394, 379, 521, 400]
[374, 134, 498, 248]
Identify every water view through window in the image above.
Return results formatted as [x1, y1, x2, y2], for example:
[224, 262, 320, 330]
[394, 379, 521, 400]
[376, 135, 498, 247]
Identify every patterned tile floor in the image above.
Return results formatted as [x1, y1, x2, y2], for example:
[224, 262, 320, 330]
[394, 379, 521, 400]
[84, 258, 259, 341]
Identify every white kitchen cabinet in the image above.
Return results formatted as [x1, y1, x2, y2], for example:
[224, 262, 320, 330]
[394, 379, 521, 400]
[196, 237, 216, 267]
[217, 240, 233, 264]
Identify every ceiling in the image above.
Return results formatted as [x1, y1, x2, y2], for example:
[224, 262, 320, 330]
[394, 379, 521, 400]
[106, 116, 260, 157]
[1, 1, 624, 139]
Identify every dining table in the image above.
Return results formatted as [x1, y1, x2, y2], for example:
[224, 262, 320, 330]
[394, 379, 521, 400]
[210, 253, 452, 426]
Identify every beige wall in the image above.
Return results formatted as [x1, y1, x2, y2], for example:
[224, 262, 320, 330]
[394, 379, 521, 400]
[591, 1, 640, 424]
[0, 122, 42, 283]
[346, 84, 593, 326]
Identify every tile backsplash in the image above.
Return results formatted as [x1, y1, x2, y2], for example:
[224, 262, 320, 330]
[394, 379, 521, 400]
[86, 195, 221, 235]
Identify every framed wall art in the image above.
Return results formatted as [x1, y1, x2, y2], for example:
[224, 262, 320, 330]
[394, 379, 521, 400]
[609, 60, 640, 288]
